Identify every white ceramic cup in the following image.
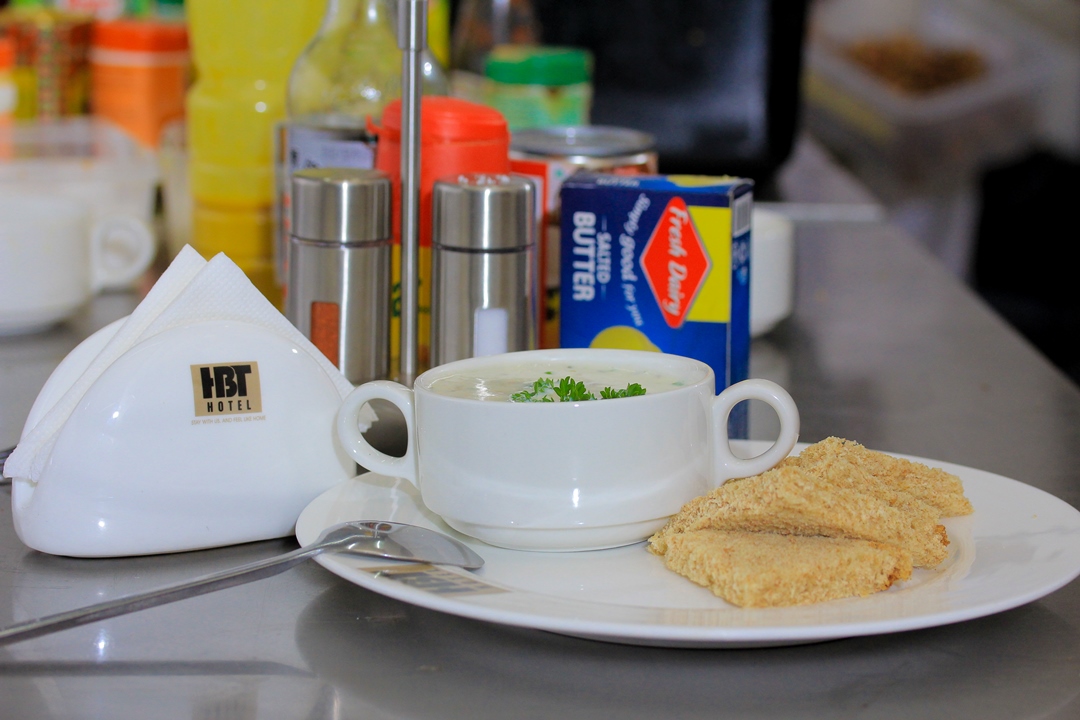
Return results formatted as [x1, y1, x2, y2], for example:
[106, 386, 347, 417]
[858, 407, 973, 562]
[336, 349, 800, 551]
[750, 207, 796, 338]
[0, 194, 155, 335]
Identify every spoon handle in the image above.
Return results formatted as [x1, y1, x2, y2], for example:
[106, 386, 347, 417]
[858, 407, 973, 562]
[0, 544, 324, 646]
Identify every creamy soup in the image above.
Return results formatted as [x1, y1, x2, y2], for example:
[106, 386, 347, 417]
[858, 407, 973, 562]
[425, 361, 689, 401]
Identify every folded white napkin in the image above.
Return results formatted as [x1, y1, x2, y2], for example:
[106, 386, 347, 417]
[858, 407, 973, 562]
[5, 246, 374, 481]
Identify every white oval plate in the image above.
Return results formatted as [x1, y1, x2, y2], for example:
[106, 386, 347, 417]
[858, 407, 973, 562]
[295, 446, 1080, 648]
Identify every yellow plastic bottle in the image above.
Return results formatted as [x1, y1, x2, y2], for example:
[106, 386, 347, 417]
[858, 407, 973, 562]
[186, 0, 323, 306]
[427, 0, 452, 72]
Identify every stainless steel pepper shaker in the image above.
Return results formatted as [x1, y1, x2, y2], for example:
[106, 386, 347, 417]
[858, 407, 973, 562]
[286, 167, 392, 385]
[431, 173, 537, 366]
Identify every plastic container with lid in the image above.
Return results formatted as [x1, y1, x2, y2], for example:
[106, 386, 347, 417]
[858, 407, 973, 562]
[483, 45, 592, 131]
[373, 95, 511, 370]
[803, 0, 1054, 192]
[90, 18, 189, 148]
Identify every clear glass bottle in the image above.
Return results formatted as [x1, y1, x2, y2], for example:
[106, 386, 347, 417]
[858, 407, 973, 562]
[448, 0, 539, 102]
[275, 0, 448, 285]
[287, 0, 447, 126]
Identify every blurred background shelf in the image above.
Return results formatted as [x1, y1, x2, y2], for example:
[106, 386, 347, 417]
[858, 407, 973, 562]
[2, 0, 1077, 385]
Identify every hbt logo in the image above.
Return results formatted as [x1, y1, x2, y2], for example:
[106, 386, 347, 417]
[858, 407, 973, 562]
[639, 197, 711, 328]
[190, 362, 263, 416]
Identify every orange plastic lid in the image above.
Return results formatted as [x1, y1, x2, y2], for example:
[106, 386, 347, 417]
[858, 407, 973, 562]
[92, 19, 189, 53]
[0, 37, 14, 69]
[380, 97, 508, 144]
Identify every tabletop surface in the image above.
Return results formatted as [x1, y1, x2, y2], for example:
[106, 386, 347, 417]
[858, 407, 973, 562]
[2, 217, 1080, 719]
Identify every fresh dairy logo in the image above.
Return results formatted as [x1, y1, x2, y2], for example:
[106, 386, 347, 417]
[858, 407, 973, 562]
[190, 362, 263, 417]
[640, 197, 711, 328]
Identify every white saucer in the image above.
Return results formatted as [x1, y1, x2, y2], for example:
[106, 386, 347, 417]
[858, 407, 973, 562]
[295, 446, 1080, 648]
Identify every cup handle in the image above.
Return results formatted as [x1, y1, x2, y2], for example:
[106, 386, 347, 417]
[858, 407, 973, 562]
[336, 380, 419, 486]
[89, 215, 156, 291]
[711, 378, 800, 487]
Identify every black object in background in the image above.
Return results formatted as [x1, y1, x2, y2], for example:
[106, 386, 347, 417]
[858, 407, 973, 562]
[974, 150, 1080, 386]
[527, 0, 809, 190]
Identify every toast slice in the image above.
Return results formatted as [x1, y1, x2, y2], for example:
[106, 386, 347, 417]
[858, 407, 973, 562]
[790, 437, 973, 517]
[662, 529, 914, 608]
[649, 463, 949, 568]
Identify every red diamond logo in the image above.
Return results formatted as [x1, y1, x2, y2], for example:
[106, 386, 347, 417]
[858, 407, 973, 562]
[640, 197, 711, 328]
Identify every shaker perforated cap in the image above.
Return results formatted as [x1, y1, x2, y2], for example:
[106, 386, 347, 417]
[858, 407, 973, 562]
[291, 168, 391, 244]
[432, 173, 535, 251]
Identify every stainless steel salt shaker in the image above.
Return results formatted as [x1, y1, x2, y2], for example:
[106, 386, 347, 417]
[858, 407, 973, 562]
[286, 167, 392, 384]
[431, 173, 537, 366]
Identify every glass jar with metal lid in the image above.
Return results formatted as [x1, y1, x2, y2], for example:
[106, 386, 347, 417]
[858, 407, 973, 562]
[483, 45, 592, 131]
[509, 125, 658, 348]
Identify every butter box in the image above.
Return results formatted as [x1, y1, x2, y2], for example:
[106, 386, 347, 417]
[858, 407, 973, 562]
[559, 173, 752, 414]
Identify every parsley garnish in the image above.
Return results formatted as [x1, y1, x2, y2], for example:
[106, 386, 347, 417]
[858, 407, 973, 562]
[599, 383, 646, 399]
[510, 376, 646, 403]
[510, 377, 557, 403]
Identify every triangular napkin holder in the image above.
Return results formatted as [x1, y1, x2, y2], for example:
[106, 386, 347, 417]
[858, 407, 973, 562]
[11, 319, 356, 557]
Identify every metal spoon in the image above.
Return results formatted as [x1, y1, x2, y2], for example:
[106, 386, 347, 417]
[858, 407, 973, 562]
[0, 520, 483, 646]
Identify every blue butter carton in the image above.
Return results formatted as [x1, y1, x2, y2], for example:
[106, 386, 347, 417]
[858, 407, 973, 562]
[559, 173, 753, 425]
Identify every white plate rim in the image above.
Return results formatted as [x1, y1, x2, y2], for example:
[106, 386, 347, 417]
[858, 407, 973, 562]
[295, 446, 1080, 647]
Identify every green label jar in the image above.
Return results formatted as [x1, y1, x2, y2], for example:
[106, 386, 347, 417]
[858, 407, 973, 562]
[483, 45, 592, 131]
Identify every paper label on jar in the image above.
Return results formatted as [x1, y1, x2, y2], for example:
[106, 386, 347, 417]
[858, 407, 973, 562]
[287, 125, 375, 171]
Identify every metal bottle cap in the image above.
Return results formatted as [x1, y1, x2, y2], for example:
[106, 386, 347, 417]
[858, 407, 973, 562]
[432, 173, 535, 251]
[291, 168, 391, 244]
[510, 125, 656, 159]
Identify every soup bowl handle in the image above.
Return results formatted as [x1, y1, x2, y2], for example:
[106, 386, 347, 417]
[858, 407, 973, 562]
[710, 378, 800, 487]
[336, 381, 418, 485]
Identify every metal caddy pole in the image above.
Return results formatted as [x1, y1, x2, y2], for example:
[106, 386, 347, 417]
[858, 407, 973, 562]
[396, 0, 427, 387]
